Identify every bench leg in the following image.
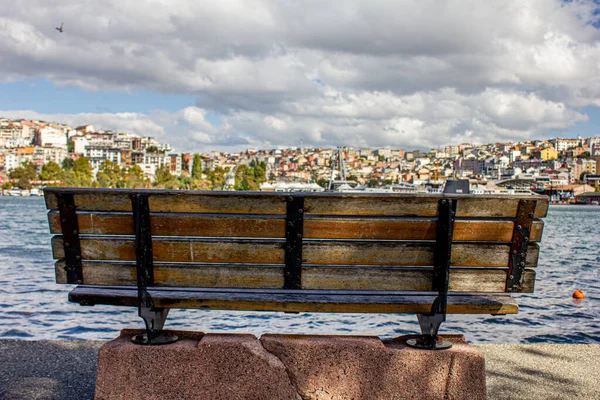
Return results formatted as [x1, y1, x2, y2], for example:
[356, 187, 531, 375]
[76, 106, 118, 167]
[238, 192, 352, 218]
[131, 307, 179, 345]
[405, 313, 452, 350]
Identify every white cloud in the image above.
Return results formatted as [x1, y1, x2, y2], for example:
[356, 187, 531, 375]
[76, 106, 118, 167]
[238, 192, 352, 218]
[1, 0, 599, 150]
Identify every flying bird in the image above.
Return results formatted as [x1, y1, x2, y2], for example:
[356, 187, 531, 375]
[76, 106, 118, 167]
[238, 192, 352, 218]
[56, 23, 64, 33]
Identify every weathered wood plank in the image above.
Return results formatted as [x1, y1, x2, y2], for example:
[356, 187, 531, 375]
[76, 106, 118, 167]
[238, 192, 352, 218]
[55, 260, 535, 293]
[45, 188, 287, 214]
[51, 236, 539, 267]
[44, 188, 548, 218]
[302, 241, 539, 267]
[52, 237, 285, 264]
[47, 211, 286, 237]
[50, 236, 539, 267]
[305, 217, 544, 242]
[304, 195, 549, 218]
[68, 285, 519, 314]
[47, 211, 544, 242]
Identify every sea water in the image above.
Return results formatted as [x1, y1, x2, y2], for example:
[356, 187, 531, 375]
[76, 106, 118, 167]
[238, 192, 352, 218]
[0, 196, 598, 343]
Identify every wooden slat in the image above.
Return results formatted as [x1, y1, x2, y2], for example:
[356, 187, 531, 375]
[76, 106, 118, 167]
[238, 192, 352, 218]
[305, 217, 544, 242]
[44, 188, 548, 218]
[45, 188, 287, 214]
[302, 241, 539, 267]
[47, 211, 544, 242]
[68, 285, 520, 314]
[304, 195, 549, 218]
[47, 211, 286, 237]
[51, 236, 284, 264]
[51, 236, 539, 267]
[55, 260, 535, 293]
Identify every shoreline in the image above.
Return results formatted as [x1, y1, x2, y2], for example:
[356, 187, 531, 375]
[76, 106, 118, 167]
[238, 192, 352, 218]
[0, 339, 598, 399]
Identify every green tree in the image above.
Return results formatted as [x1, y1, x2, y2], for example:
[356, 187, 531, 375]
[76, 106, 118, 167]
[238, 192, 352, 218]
[577, 151, 591, 159]
[2, 182, 12, 190]
[96, 160, 122, 188]
[146, 145, 160, 153]
[177, 175, 192, 190]
[64, 157, 93, 187]
[207, 166, 227, 189]
[62, 157, 76, 170]
[9, 161, 37, 189]
[121, 164, 147, 188]
[39, 161, 64, 183]
[154, 165, 176, 188]
[192, 154, 203, 179]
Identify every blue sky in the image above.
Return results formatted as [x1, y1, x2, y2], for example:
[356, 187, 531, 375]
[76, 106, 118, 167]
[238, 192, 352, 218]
[0, 79, 195, 114]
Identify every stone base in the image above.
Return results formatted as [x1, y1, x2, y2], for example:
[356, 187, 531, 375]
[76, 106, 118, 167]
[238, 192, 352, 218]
[95, 330, 486, 400]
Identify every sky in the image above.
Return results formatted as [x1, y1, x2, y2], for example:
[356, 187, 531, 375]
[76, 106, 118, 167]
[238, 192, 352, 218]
[1, 0, 600, 152]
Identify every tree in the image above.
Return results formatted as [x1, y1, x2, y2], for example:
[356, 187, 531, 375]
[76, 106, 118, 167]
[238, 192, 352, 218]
[9, 161, 37, 189]
[122, 164, 147, 188]
[39, 161, 64, 183]
[65, 157, 93, 187]
[2, 182, 12, 190]
[62, 157, 75, 170]
[154, 165, 176, 188]
[577, 151, 591, 159]
[192, 154, 203, 179]
[96, 160, 122, 188]
[146, 145, 160, 153]
[207, 166, 227, 189]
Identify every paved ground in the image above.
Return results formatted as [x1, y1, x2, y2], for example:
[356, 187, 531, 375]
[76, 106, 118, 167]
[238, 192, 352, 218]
[475, 344, 600, 400]
[0, 340, 598, 399]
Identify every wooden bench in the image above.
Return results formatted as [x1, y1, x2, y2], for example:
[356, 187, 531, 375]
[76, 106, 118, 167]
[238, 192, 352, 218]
[44, 187, 548, 349]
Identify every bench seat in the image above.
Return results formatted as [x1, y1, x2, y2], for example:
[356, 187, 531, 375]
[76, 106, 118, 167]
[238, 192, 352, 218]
[70, 286, 518, 314]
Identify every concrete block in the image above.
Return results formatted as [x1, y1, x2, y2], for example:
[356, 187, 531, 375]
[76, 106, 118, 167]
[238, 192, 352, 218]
[95, 330, 486, 400]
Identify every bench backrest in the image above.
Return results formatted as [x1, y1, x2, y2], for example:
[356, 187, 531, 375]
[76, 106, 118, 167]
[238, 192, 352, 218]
[45, 188, 548, 296]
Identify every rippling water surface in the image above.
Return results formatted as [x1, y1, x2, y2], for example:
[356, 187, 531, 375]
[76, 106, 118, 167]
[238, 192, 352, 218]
[0, 196, 598, 343]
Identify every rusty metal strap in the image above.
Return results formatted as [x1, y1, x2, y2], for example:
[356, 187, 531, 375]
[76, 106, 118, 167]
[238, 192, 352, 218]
[284, 196, 304, 289]
[56, 192, 83, 284]
[506, 199, 537, 292]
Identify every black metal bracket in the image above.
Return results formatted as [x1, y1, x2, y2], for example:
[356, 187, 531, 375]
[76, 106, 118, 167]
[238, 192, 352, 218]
[56, 193, 83, 284]
[506, 199, 537, 292]
[406, 198, 456, 350]
[130, 194, 178, 345]
[284, 196, 304, 290]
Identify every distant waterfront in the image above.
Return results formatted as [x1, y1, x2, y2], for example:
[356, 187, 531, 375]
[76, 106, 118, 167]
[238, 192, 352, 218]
[0, 196, 598, 343]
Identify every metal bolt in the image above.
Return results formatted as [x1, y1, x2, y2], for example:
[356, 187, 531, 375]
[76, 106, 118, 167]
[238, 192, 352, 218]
[509, 275, 514, 280]
[297, 233, 302, 239]
[520, 261, 525, 266]
[75, 255, 81, 260]
[520, 253, 526, 257]
[441, 199, 447, 204]
[287, 196, 293, 202]
[298, 209, 304, 214]
[287, 221, 294, 227]
[65, 243, 70, 248]
[513, 250, 518, 255]
[73, 230, 78, 235]
[517, 225, 522, 230]
[524, 237, 529, 242]
[75, 280, 83, 284]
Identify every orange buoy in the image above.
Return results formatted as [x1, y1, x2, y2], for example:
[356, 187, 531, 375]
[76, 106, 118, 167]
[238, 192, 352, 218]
[572, 289, 585, 299]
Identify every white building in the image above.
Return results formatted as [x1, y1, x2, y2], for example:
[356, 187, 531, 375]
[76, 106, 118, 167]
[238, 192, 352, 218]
[36, 127, 67, 149]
